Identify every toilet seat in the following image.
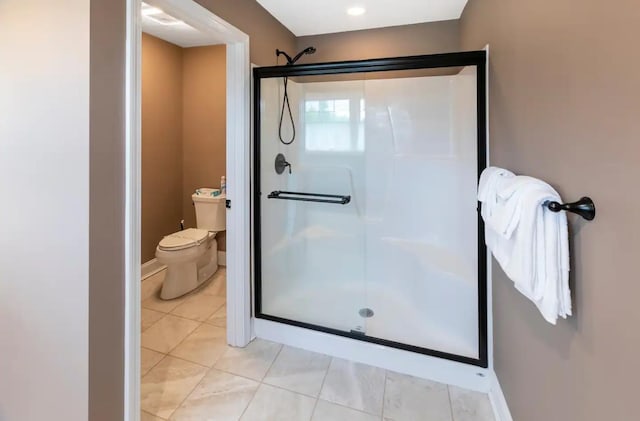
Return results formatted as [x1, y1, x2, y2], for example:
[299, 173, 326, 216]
[158, 228, 211, 251]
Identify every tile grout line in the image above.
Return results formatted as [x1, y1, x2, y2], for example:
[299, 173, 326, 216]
[143, 319, 201, 356]
[206, 366, 264, 384]
[141, 409, 167, 421]
[447, 385, 456, 421]
[164, 360, 214, 420]
[141, 323, 210, 418]
[163, 305, 226, 363]
[318, 359, 384, 418]
[140, 272, 228, 419]
[143, 300, 225, 354]
[316, 398, 382, 418]
[169, 303, 225, 324]
[254, 380, 321, 401]
[236, 342, 285, 420]
[140, 311, 168, 334]
[381, 369, 388, 420]
[140, 349, 168, 378]
[150, 294, 227, 418]
[144, 293, 224, 320]
[141, 272, 225, 315]
[309, 355, 333, 420]
[235, 378, 263, 419]
[261, 343, 285, 382]
[164, 350, 211, 369]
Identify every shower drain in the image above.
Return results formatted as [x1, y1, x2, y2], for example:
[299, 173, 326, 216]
[359, 308, 374, 318]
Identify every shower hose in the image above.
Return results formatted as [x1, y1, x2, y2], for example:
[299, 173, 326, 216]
[279, 76, 295, 145]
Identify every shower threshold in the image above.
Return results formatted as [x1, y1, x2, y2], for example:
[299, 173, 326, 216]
[260, 282, 481, 365]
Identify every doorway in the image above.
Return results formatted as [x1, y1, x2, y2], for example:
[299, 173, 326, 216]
[124, 0, 251, 419]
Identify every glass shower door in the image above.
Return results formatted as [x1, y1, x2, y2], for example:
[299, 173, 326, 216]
[254, 52, 488, 367]
[256, 77, 367, 334]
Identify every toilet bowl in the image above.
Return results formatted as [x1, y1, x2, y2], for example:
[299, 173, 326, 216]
[155, 189, 226, 300]
[155, 228, 219, 299]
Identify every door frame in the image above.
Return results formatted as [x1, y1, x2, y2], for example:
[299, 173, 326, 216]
[124, 1, 251, 419]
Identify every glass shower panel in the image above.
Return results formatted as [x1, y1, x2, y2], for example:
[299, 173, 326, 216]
[258, 77, 367, 333]
[361, 67, 480, 359]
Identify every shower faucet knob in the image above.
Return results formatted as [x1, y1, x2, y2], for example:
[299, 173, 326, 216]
[275, 153, 292, 175]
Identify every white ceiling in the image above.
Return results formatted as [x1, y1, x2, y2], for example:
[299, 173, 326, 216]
[141, 2, 226, 47]
[256, 0, 469, 36]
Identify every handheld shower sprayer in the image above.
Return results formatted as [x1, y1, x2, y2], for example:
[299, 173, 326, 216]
[276, 46, 316, 66]
[276, 46, 317, 145]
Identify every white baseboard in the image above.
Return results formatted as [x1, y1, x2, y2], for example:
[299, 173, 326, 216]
[218, 251, 226, 266]
[141, 258, 166, 280]
[489, 372, 513, 421]
[254, 318, 491, 393]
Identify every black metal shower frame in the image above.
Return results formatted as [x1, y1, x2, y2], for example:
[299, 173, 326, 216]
[252, 50, 489, 368]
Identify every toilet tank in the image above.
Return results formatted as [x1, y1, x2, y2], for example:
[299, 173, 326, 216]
[192, 189, 226, 232]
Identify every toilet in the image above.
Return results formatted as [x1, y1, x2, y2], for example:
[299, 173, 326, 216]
[155, 189, 226, 300]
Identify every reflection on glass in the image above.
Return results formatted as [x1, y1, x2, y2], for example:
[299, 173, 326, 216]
[304, 96, 364, 152]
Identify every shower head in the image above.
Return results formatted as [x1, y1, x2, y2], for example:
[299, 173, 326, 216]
[291, 46, 316, 64]
[276, 46, 317, 65]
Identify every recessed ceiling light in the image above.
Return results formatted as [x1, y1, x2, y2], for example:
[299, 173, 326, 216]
[141, 2, 186, 26]
[141, 2, 162, 16]
[347, 6, 366, 16]
[147, 13, 185, 26]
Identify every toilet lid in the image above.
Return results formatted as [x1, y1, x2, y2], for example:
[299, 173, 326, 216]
[159, 228, 209, 251]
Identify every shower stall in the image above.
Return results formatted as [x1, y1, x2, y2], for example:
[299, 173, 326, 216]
[253, 52, 488, 368]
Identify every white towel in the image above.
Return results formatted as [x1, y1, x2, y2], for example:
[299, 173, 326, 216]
[478, 167, 571, 324]
[477, 167, 516, 268]
[478, 166, 515, 228]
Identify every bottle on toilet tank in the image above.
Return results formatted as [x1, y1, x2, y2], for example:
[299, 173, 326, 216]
[220, 176, 226, 194]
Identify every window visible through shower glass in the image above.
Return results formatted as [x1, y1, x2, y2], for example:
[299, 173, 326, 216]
[304, 98, 365, 152]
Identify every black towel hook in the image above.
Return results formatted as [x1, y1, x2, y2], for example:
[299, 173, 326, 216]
[546, 197, 596, 221]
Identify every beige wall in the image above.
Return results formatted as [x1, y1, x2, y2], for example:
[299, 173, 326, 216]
[141, 33, 184, 262]
[182, 45, 227, 250]
[297, 20, 460, 63]
[460, 1, 640, 420]
[141, 37, 227, 256]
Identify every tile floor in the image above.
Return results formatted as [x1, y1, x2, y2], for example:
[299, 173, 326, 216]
[140, 268, 496, 421]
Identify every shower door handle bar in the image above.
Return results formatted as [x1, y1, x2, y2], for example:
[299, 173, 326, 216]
[267, 190, 351, 205]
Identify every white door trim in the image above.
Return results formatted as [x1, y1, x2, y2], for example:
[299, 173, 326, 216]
[225, 38, 252, 347]
[124, 2, 142, 420]
[124, 1, 251, 420]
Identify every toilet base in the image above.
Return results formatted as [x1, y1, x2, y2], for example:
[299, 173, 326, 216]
[159, 238, 219, 300]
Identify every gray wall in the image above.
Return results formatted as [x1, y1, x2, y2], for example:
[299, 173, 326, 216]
[460, 0, 640, 420]
[89, 0, 126, 420]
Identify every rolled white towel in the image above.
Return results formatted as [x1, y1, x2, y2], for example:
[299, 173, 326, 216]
[478, 166, 515, 232]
